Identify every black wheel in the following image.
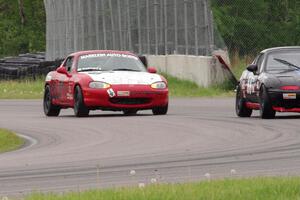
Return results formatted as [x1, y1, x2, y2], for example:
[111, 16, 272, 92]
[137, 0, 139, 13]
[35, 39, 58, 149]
[259, 86, 275, 119]
[43, 85, 61, 116]
[74, 86, 89, 117]
[235, 86, 252, 117]
[152, 104, 168, 115]
[123, 109, 138, 116]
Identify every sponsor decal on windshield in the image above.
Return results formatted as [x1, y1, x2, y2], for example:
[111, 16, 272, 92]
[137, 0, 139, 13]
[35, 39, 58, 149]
[80, 53, 138, 60]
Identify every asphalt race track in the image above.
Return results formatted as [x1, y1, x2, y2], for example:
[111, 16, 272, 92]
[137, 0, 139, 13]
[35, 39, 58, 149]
[1, 98, 300, 196]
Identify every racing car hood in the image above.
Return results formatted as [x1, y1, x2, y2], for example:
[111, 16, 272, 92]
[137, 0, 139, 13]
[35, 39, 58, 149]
[266, 70, 300, 86]
[80, 71, 163, 85]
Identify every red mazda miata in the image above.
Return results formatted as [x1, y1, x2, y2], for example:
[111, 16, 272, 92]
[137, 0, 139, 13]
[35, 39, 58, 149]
[43, 50, 168, 117]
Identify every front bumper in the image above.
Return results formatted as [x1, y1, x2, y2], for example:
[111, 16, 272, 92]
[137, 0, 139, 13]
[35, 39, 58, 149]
[268, 89, 300, 112]
[82, 85, 168, 110]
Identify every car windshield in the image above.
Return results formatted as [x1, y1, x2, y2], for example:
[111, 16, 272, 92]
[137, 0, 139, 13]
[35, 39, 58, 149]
[266, 50, 300, 72]
[77, 53, 146, 72]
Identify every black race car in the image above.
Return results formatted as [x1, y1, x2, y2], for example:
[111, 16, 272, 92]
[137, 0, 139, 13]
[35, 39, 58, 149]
[236, 46, 300, 119]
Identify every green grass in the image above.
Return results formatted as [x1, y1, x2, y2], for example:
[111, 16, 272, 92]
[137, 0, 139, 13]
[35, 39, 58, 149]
[0, 128, 24, 153]
[26, 177, 300, 200]
[165, 74, 235, 97]
[0, 78, 44, 99]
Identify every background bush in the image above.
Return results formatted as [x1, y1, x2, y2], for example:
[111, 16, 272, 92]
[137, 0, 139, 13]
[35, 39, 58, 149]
[0, 0, 45, 57]
[211, 0, 300, 56]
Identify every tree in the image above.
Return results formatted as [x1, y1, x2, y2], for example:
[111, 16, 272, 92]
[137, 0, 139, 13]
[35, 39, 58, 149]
[18, 0, 26, 25]
[211, 0, 300, 56]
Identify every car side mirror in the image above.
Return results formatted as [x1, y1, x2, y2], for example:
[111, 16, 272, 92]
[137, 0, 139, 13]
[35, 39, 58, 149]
[57, 66, 71, 77]
[147, 67, 157, 73]
[246, 64, 258, 73]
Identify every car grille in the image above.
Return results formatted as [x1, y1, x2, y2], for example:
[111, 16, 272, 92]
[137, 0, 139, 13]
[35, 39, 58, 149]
[270, 93, 300, 108]
[109, 98, 151, 105]
[280, 100, 300, 108]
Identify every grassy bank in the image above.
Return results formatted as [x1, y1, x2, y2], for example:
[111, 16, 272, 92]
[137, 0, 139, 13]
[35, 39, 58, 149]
[0, 128, 24, 153]
[26, 177, 300, 200]
[0, 75, 234, 99]
[0, 78, 44, 99]
[165, 74, 234, 97]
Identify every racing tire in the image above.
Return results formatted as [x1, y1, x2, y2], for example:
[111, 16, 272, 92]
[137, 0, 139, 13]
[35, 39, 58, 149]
[259, 86, 276, 119]
[235, 86, 252, 117]
[152, 104, 168, 115]
[74, 86, 90, 117]
[43, 85, 61, 117]
[123, 109, 138, 116]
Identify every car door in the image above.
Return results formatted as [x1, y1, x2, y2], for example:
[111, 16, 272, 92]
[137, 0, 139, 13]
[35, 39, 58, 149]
[64, 56, 76, 106]
[58, 57, 73, 105]
[245, 54, 264, 103]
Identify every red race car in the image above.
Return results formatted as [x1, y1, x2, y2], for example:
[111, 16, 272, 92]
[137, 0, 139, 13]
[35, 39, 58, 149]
[43, 50, 168, 117]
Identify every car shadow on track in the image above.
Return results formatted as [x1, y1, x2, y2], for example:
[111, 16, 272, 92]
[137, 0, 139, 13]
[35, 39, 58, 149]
[274, 115, 300, 119]
[251, 115, 300, 120]
[60, 113, 154, 118]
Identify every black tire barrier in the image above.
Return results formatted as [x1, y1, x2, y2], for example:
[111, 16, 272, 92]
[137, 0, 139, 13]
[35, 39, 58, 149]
[0, 53, 59, 80]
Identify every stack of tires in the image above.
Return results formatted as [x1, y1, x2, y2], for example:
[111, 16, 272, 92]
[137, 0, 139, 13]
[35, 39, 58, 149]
[0, 53, 59, 80]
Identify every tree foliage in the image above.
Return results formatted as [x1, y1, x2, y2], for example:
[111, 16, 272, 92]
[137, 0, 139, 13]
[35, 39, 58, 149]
[211, 0, 300, 56]
[0, 0, 45, 57]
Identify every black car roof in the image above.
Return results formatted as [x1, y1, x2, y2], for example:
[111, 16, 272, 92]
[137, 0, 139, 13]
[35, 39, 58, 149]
[261, 46, 300, 54]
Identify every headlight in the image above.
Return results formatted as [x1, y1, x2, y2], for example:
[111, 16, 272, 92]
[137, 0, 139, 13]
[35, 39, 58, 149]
[89, 81, 111, 89]
[45, 75, 52, 82]
[151, 81, 167, 89]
